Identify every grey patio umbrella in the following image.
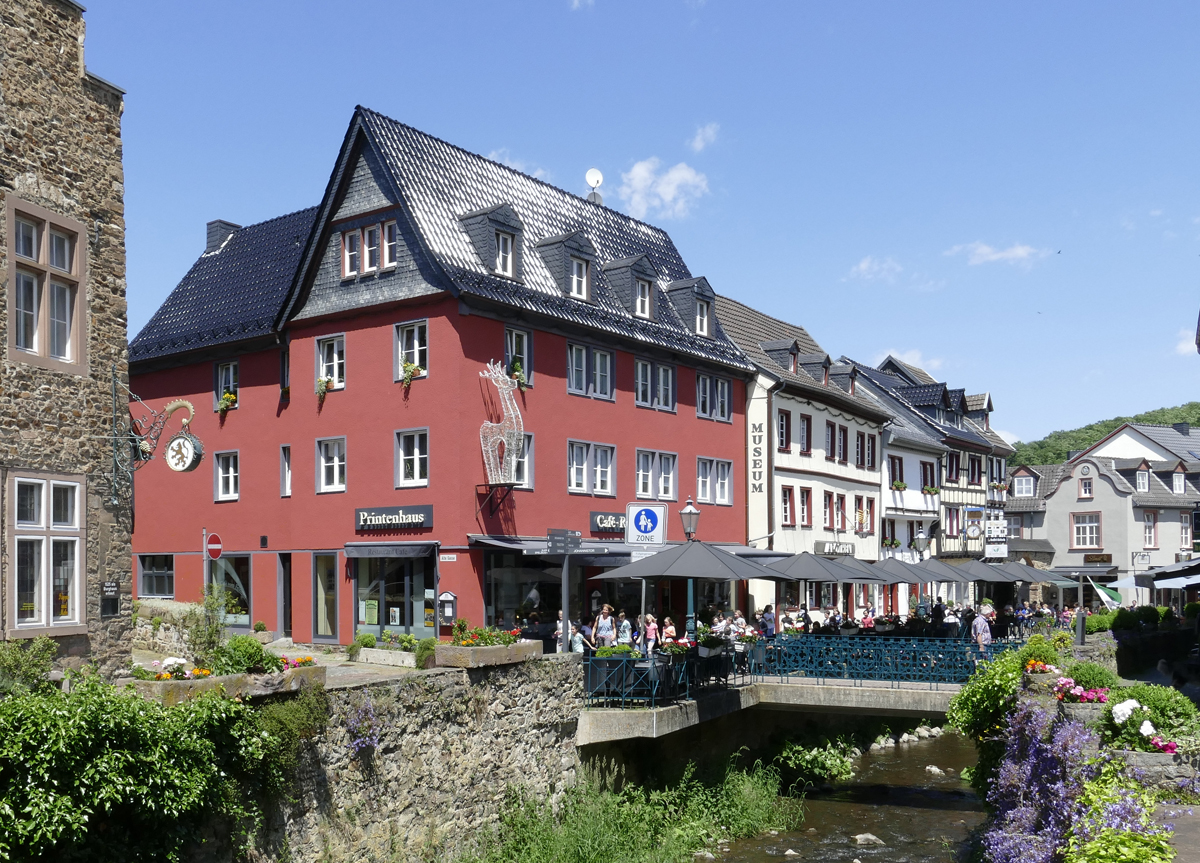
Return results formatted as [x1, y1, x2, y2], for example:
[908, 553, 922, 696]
[956, 558, 1017, 583]
[915, 556, 973, 583]
[998, 560, 1045, 582]
[767, 552, 886, 583]
[871, 557, 926, 584]
[590, 540, 773, 582]
[836, 556, 879, 577]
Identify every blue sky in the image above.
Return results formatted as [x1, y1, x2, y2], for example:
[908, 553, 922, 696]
[87, 1, 1200, 444]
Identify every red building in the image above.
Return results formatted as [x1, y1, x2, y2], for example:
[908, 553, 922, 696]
[129, 108, 755, 645]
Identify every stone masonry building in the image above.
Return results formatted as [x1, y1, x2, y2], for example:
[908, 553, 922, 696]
[1, 0, 130, 671]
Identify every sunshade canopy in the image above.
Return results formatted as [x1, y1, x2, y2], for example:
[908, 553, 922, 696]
[915, 557, 972, 583]
[871, 557, 926, 585]
[767, 552, 886, 583]
[998, 560, 1045, 582]
[956, 558, 1018, 583]
[589, 540, 772, 582]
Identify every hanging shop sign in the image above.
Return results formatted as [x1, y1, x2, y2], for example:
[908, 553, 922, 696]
[590, 511, 627, 533]
[355, 505, 434, 531]
[815, 541, 855, 556]
[985, 541, 1009, 559]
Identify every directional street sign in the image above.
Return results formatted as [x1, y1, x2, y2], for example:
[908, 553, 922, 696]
[546, 528, 582, 554]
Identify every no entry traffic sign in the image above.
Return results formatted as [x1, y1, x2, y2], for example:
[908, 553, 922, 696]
[206, 533, 223, 560]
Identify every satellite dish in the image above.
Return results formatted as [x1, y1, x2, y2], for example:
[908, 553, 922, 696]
[585, 168, 603, 189]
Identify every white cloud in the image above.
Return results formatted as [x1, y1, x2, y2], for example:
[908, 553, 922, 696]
[617, 158, 709, 219]
[944, 241, 1049, 266]
[570, 0, 593, 8]
[871, 348, 943, 373]
[847, 255, 902, 283]
[1150, 209, 1164, 217]
[486, 149, 548, 180]
[1175, 328, 1196, 356]
[688, 122, 720, 153]
[995, 429, 1020, 445]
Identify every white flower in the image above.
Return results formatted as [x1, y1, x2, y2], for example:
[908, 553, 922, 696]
[1140, 720, 1157, 737]
[1112, 699, 1141, 724]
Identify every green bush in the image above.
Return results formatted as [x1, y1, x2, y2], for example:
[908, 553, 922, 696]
[212, 634, 284, 676]
[1111, 608, 1139, 631]
[1184, 602, 1200, 620]
[0, 636, 57, 697]
[0, 675, 284, 861]
[1063, 761, 1173, 863]
[947, 649, 1022, 798]
[1017, 638, 1059, 668]
[775, 737, 855, 785]
[1050, 630, 1073, 652]
[1085, 612, 1112, 634]
[595, 644, 636, 658]
[1135, 605, 1161, 627]
[1066, 662, 1118, 691]
[255, 683, 329, 777]
[150, 616, 163, 635]
[1102, 683, 1200, 751]
[415, 637, 438, 669]
[253, 620, 267, 632]
[347, 632, 376, 660]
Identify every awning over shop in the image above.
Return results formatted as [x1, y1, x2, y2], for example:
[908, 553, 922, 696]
[344, 542, 438, 558]
[1147, 556, 1200, 580]
[468, 535, 792, 566]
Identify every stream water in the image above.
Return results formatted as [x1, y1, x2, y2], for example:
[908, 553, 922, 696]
[727, 733, 985, 863]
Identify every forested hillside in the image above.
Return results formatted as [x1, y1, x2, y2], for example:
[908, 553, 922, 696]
[1011, 402, 1200, 466]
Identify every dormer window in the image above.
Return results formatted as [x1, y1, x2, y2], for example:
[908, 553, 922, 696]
[342, 229, 361, 277]
[696, 300, 710, 336]
[635, 279, 652, 318]
[570, 258, 588, 299]
[1013, 476, 1034, 497]
[1174, 473, 1185, 494]
[1136, 470, 1149, 493]
[496, 232, 513, 276]
[789, 353, 796, 373]
[363, 226, 380, 273]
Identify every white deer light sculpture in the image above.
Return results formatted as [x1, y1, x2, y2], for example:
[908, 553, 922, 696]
[480, 360, 524, 485]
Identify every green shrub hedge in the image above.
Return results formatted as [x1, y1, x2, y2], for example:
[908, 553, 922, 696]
[1066, 662, 1118, 691]
[212, 634, 284, 676]
[1102, 683, 1200, 751]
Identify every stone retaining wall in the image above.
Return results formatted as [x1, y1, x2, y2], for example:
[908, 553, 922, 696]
[130, 599, 195, 658]
[238, 654, 584, 863]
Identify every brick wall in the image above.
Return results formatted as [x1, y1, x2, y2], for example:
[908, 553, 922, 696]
[0, 0, 131, 672]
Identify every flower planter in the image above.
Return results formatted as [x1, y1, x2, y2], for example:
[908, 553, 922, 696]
[129, 665, 326, 707]
[1115, 750, 1200, 790]
[698, 645, 725, 658]
[1057, 701, 1106, 725]
[874, 624, 895, 633]
[358, 646, 418, 668]
[1023, 671, 1058, 694]
[435, 639, 542, 668]
[839, 627, 860, 636]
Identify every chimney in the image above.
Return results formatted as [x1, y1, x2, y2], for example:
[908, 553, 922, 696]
[1174, 422, 1191, 435]
[206, 219, 241, 252]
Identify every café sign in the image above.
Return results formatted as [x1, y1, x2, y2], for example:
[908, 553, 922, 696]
[815, 541, 854, 556]
[355, 505, 434, 531]
[590, 511, 626, 533]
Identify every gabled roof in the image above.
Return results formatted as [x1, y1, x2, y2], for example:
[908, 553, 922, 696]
[129, 207, 318, 362]
[878, 355, 939, 386]
[840, 361, 947, 452]
[965, 393, 992, 412]
[1004, 463, 1070, 512]
[715, 295, 890, 422]
[279, 107, 751, 371]
[895, 383, 950, 407]
[1072, 422, 1200, 463]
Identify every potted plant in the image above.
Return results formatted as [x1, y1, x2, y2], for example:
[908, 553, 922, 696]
[316, 376, 334, 405]
[874, 614, 901, 633]
[839, 620, 860, 635]
[921, 485, 939, 496]
[509, 360, 528, 392]
[698, 633, 727, 658]
[990, 481, 1009, 491]
[217, 390, 237, 415]
[400, 361, 424, 389]
[891, 480, 908, 491]
[1053, 675, 1110, 725]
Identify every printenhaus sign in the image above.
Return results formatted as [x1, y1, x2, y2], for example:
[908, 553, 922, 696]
[356, 505, 434, 530]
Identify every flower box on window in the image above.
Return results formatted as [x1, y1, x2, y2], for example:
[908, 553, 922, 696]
[922, 485, 939, 496]
[890, 480, 908, 491]
[990, 482, 1009, 491]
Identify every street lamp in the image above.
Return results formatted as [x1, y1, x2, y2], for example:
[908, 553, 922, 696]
[912, 531, 930, 559]
[679, 498, 700, 541]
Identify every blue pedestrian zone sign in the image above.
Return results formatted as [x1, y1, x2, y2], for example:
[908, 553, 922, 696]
[625, 503, 667, 545]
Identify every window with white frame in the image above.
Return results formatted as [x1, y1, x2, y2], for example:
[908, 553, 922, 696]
[946, 506, 960, 537]
[799, 415, 812, 453]
[823, 492, 833, 529]
[396, 430, 429, 487]
[635, 279, 652, 318]
[656, 364, 675, 410]
[396, 321, 428, 378]
[1008, 516, 1023, 539]
[383, 221, 399, 268]
[1144, 511, 1158, 548]
[1073, 513, 1101, 548]
[634, 360, 653, 406]
[593, 445, 614, 495]
[592, 349, 613, 399]
[568, 344, 614, 400]
[215, 452, 240, 501]
[713, 378, 731, 421]
[1013, 476, 1034, 497]
[567, 344, 587, 394]
[798, 488, 811, 525]
[318, 439, 346, 493]
[566, 441, 615, 496]
[496, 231, 513, 276]
[140, 554, 174, 599]
[317, 336, 345, 389]
[714, 460, 732, 504]
[505, 327, 532, 384]
[342, 229, 361, 277]
[8, 199, 84, 370]
[781, 486, 795, 526]
[568, 441, 589, 492]
[695, 299, 710, 336]
[697, 374, 731, 420]
[513, 433, 534, 489]
[777, 409, 791, 451]
[1080, 478, 1093, 498]
[1182, 512, 1192, 549]
[866, 434, 876, 469]
[12, 475, 83, 629]
[1174, 473, 1186, 494]
[280, 446, 292, 497]
[696, 458, 712, 502]
[215, 361, 238, 408]
[697, 458, 733, 504]
[363, 225, 380, 273]
[635, 450, 676, 500]
[1137, 471, 1149, 493]
[697, 374, 711, 418]
[569, 257, 588, 298]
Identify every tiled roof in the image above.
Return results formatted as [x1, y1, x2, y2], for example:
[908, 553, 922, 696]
[844, 362, 948, 452]
[882, 356, 938, 385]
[354, 108, 752, 371]
[129, 207, 318, 362]
[1004, 463, 1071, 512]
[715, 295, 890, 421]
[1009, 538, 1055, 554]
[965, 393, 990, 412]
[1128, 423, 1200, 459]
[895, 383, 947, 407]
[970, 420, 1016, 456]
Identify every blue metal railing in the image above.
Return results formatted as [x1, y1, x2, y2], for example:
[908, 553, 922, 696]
[583, 648, 749, 707]
[749, 634, 1025, 686]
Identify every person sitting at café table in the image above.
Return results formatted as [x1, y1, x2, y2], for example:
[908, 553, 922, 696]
[861, 608, 875, 629]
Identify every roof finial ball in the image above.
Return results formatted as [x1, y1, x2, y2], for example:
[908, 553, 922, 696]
[585, 168, 603, 205]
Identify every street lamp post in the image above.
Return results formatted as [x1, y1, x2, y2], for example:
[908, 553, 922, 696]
[679, 498, 700, 638]
[912, 530, 931, 606]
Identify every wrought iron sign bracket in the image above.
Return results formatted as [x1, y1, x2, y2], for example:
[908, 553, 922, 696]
[476, 483, 519, 517]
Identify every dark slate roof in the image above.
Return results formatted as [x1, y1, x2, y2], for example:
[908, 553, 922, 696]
[1004, 463, 1070, 512]
[970, 420, 1016, 456]
[130, 207, 318, 362]
[715, 295, 890, 421]
[1009, 538, 1056, 554]
[346, 108, 751, 371]
[880, 355, 939, 385]
[840, 361, 948, 452]
[895, 383, 948, 407]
